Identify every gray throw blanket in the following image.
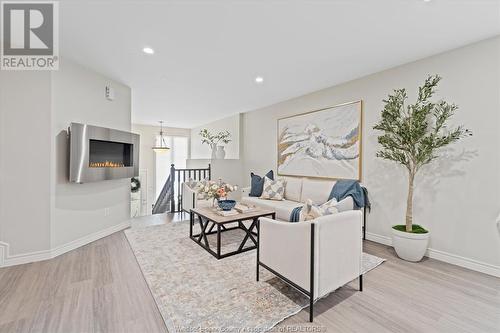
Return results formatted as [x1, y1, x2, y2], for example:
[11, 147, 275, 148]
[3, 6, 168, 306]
[328, 179, 370, 210]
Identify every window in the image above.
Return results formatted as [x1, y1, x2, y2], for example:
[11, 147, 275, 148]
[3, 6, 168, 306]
[155, 136, 189, 200]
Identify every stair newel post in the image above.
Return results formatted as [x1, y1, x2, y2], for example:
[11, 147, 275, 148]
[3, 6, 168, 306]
[170, 164, 175, 213]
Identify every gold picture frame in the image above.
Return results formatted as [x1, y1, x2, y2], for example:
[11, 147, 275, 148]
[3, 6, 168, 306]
[277, 100, 363, 181]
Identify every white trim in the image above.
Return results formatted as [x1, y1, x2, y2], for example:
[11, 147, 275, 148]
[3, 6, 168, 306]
[426, 248, 500, 278]
[365, 232, 392, 246]
[0, 221, 131, 268]
[51, 221, 131, 258]
[365, 231, 500, 278]
[0, 241, 8, 266]
[3, 249, 52, 267]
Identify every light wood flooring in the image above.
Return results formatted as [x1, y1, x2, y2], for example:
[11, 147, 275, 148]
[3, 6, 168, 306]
[0, 213, 499, 333]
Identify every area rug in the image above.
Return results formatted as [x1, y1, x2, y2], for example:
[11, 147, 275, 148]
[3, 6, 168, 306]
[125, 221, 385, 333]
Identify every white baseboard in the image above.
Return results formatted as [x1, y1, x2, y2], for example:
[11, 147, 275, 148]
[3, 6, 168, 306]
[0, 221, 131, 268]
[51, 221, 131, 258]
[365, 232, 500, 278]
[365, 232, 392, 246]
[426, 248, 500, 278]
[0, 241, 7, 266]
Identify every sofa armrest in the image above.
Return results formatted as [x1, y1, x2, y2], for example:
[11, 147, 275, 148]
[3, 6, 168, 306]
[259, 217, 314, 292]
[241, 186, 251, 197]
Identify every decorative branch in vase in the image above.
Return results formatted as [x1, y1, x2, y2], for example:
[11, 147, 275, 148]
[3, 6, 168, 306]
[199, 129, 231, 159]
[373, 74, 472, 261]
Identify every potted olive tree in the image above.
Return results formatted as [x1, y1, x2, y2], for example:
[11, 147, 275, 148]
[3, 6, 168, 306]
[373, 75, 471, 261]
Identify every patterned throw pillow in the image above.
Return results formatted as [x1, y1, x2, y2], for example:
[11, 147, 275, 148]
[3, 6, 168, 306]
[260, 177, 285, 201]
[249, 170, 274, 197]
[299, 198, 339, 221]
[185, 178, 198, 190]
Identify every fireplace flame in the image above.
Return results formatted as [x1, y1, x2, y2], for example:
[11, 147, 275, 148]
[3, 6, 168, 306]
[89, 161, 125, 168]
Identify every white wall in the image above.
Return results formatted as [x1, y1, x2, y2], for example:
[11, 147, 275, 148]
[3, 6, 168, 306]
[0, 58, 134, 264]
[132, 124, 190, 214]
[190, 114, 240, 159]
[210, 159, 243, 200]
[241, 37, 500, 272]
[50, 59, 132, 248]
[0, 71, 52, 255]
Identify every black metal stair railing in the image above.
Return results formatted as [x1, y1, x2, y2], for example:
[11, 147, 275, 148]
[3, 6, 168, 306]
[152, 173, 173, 215]
[152, 163, 211, 215]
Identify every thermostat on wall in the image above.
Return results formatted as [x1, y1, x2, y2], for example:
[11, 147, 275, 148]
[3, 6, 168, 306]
[105, 85, 115, 101]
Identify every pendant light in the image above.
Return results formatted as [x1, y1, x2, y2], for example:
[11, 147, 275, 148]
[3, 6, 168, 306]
[152, 121, 170, 153]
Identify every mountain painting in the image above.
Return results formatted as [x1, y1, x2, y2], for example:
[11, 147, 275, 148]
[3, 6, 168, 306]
[277, 101, 362, 180]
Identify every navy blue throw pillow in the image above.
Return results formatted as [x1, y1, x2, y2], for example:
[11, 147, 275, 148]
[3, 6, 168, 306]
[249, 170, 274, 197]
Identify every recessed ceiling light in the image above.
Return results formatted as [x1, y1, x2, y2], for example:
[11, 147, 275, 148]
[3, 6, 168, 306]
[423, 0, 432, 2]
[255, 76, 264, 84]
[143, 47, 154, 54]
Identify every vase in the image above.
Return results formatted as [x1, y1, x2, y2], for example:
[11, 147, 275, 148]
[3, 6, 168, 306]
[215, 146, 226, 159]
[210, 145, 217, 159]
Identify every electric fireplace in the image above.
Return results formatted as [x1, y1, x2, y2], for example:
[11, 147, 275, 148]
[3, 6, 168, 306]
[69, 123, 140, 183]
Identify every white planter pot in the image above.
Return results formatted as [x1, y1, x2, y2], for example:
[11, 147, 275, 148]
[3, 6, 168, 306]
[391, 227, 430, 262]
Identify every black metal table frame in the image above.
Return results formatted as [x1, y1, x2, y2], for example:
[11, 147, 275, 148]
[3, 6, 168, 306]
[190, 210, 276, 259]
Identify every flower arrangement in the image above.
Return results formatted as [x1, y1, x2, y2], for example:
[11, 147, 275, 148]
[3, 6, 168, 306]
[197, 179, 236, 204]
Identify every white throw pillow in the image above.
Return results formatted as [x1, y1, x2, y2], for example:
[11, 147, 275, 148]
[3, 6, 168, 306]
[260, 177, 285, 201]
[299, 198, 339, 221]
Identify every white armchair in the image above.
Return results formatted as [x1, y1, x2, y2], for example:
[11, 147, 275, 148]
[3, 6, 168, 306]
[257, 210, 363, 322]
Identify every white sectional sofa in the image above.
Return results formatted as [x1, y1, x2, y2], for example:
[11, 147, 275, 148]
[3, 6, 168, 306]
[241, 176, 355, 221]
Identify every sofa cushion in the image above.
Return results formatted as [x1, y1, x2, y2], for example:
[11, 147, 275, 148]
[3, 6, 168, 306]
[283, 177, 302, 202]
[249, 170, 274, 197]
[242, 196, 301, 221]
[301, 179, 336, 205]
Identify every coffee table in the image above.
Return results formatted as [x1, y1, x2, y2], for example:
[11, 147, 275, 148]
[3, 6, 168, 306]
[190, 207, 276, 259]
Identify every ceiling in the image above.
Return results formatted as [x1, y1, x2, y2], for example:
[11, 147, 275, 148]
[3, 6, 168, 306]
[59, 0, 500, 128]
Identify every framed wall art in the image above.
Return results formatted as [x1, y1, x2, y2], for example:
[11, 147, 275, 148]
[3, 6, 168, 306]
[277, 100, 362, 180]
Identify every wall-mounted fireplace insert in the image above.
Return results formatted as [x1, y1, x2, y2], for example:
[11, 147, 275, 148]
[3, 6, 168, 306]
[89, 139, 133, 168]
[69, 123, 140, 183]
